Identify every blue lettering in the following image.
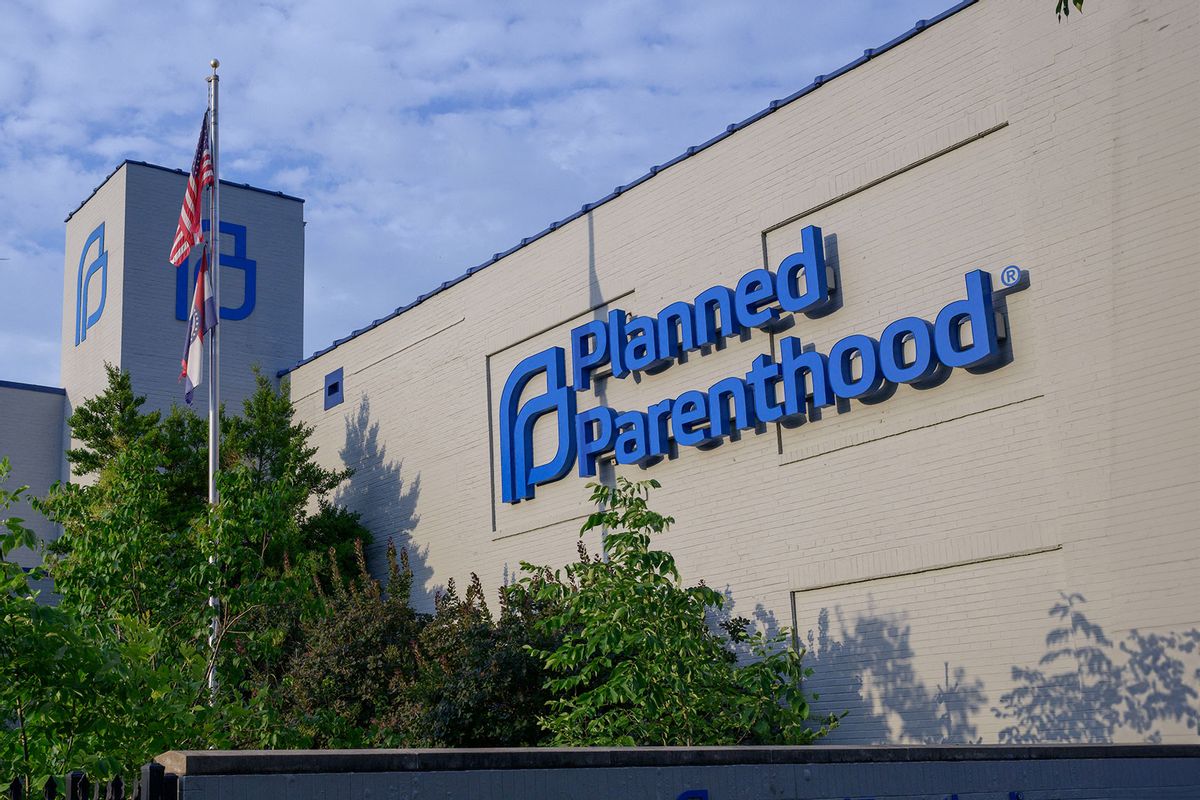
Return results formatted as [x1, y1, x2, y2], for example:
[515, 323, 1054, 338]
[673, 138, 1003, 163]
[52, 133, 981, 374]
[746, 354, 784, 423]
[576, 406, 617, 478]
[779, 336, 834, 418]
[571, 319, 609, 390]
[614, 410, 651, 465]
[828, 334, 888, 400]
[607, 308, 629, 379]
[656, 301, 696, 360]
[672, 390, 713, 447]
[734, 268, 779, 329]
[75, 222, 108, 346]
[934, 269, 1002, 369]
[174, 221, 257, 322]
[694, 285, 741, 347]
[498, 348, 576, 503]
[623, 316, 658, 372]
[646, 398, 674, 459]
[708, 376, 756, 438]
[880, 316, 940, 385]
[777, 225, 833, 315]
[495, 232, 1025, 504]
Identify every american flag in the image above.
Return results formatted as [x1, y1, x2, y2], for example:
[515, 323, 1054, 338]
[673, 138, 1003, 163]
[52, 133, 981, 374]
[168, 112, 214, 266]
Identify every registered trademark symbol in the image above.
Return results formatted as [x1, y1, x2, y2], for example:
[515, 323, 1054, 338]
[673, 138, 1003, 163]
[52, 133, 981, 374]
[1000, 265, 1022, 287]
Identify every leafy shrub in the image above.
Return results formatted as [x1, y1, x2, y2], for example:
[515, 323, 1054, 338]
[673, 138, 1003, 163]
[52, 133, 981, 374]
[278, 541, 424, 748]
[518, 477, 841, 746]
[411, 573, 559, 747]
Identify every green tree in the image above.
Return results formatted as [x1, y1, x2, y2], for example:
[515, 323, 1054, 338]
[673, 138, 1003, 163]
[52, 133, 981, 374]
[518, 478, 841, 746]
[38, 367, 209, 658]
[0, 459, 207, 790]
[202, 370, 358, 714]
[225, 370, 347, 499]
[61, 365, 164, 479]
[32, 365, 370, 761]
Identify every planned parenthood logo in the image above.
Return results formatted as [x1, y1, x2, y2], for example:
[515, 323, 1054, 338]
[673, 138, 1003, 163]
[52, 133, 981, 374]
[498, 225, 1028, 504]
[499, 348, 577, 504]
[175, 220, 257, 322]
[74, 222, 108, 346]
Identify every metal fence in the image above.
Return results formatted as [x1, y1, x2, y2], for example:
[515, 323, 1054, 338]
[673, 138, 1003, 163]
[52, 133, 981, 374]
[6, 764, 173, 800]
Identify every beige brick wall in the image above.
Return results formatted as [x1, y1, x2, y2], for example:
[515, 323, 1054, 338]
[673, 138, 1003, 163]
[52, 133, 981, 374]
[287, 0, 1200, 744]
[0, 383, 64, 568]
[62, 168, 128, 428]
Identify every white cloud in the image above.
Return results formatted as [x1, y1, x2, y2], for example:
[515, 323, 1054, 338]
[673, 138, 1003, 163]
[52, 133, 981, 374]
[0, 0, 956, 385]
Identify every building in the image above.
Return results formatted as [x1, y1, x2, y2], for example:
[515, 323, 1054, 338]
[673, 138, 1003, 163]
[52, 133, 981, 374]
[3, 0, 1197, 745]
[4, 160, 304, 571]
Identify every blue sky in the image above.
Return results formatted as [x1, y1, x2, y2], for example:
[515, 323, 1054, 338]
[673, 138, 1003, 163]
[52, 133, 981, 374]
[0, 0, 956, 386]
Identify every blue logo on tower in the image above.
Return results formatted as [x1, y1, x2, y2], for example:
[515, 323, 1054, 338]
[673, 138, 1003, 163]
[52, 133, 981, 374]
[175, 220, 257, 322]
[498, 225, 1028, 504]
[74, 222, 108, 346]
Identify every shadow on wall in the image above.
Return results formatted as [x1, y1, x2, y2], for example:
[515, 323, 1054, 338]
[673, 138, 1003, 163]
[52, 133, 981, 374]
[335, 394, 432, 607]
[708, 586, 788, 661]
[803, 606, 986, 745]
[801, 594, 1200, 744]
[992, 593, 1200, 743]
[708, 588, 985, 745]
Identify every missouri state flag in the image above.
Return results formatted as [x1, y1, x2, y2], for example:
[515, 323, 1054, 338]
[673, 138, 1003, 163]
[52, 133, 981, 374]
[180, 246, 217, 404]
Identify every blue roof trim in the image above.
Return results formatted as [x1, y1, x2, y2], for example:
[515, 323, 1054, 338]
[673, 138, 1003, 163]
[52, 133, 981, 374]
[65, 160, 304, 223]
[0, 379, 66, 396]
[279, 0, 978, 378]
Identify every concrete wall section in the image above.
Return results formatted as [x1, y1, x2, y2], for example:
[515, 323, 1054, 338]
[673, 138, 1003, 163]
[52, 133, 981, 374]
[283, 0, 1200, 745]
[161, 746, 1200, 800]
[0, 381, 65, 567]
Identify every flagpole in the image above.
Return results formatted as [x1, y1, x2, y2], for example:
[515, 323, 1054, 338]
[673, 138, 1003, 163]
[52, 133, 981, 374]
[206, 58, 222, 704]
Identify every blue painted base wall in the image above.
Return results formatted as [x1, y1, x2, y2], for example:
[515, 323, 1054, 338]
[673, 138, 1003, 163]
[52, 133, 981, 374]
[162, 746, 1200, 800]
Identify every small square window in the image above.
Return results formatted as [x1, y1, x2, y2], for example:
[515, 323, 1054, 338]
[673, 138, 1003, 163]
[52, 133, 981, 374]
[324, 368, 344, 410]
